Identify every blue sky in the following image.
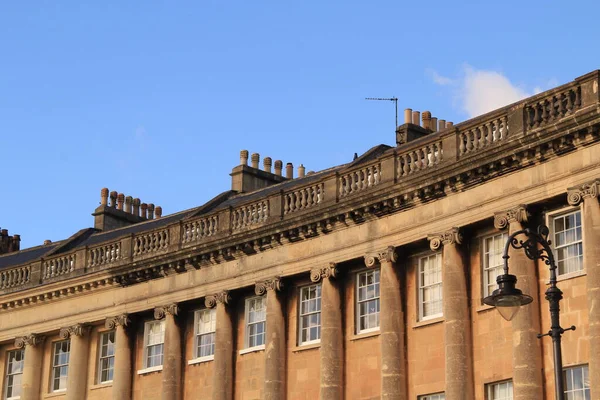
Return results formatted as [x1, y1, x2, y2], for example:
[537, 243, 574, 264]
[1, 1, 599, 249]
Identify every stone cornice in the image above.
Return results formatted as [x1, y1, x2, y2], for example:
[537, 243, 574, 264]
[493, 205, 528, 230]
[14, 333, 45, 348]
[154, 303, 179, 320]
[310, 263, 338, 282]
[105, 313, 130, 329]
[59, 323, 91, 339]
[204, 291, 231, 308]
[567, 179, 600, 205]
[428, 227, 462, 251]
[255, 277, 283, 295]
[364, 246, 397, 267]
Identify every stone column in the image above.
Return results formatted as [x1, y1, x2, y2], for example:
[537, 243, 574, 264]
[428, 228, 474, 400]
[105, 314, 132, 400]
[154, 304, 181, 400]
[206, 291, 234, 400]
[310, 263, 343, 400]
[494, 206, 544, 400]
[60, 324, 91, 400]
[568, 180, 600, 398]
[256, 277, 286, 400]
[364, 247, 406, 400]
[15, 334, 45, 400]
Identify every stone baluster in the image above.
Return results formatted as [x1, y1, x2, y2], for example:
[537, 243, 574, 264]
[364, 247, 406, 400]
[106, 314, 132, 400]
[59, 324, 91, 400]
[206, 291, 234, 400]
[15, 334, 45, 400]
[494, 206, 544, 400]
[256, 278, 286, 400]
[427, 228, 474, 400]
[310, 263, 343, 400]
[154, 304, 181, 400]
[568, 180, 600, 398]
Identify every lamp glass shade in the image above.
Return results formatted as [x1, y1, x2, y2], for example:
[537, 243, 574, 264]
[495, 296, 522, 321]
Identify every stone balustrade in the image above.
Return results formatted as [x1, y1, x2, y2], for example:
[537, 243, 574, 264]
[88, 241, 121, 267]
[339, 163, 381, 197]
[458, 114, 508, 156]
[43, 255, 75, 279]
[232, 200, 269, 230]
[526, 85, 582, 129]
[0, 265, 31, 290]
[133, 229, 169, 256]
[397, 140, 442, 177]
[284, 182, 324, 214]
[182, 215, 219, 243]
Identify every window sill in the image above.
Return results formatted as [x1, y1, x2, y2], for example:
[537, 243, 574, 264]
[239, 344, 265, 355]
[90, 382, 113, 390]
[350, 330, 380, 341]
[556, 270, 586, 282]
[137, 365, 163, 375]
[43, 390, 66, 399]
[292, 342, 321, 352]
[188, 355, 214, 365]
[412, 316, 444, 329]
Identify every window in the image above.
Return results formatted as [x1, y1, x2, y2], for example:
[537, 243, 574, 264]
[418, 253, 443, 320]
[298, 284, 321, 345]
[564, 365, 590, 399]
[52, 340, 70, 392]
[194, 309, 216, 359]
[4, 349, 24, 399]
[98, 331, 115, 383]
[483, 233, 508, 298]
[143, 321, 165, 369]
[356, 269, 380, 333]
[551, 209, 583, 275]
[418, 393, 445, 400]
[245, 297, 266, 348]
[486, 380, 513, 400]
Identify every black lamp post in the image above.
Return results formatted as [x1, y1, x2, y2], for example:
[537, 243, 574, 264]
[483, 224, 576, 400]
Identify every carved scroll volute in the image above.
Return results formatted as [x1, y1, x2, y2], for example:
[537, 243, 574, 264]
[15, 334, 45, 349]
[255, 277, 284, 296]
[59, 323, 91, 339]
[427, 227, 462, 251]
[205, 291, 231, 309]
[567, 179, 600, 206]
[105, 314, 131, 329]
[310, 263, 338, 283]
[494, 205, 528, 230]
[364, 246, 397, 268]
[154, 303, 179, 320]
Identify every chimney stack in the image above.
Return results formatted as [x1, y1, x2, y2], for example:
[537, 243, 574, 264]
[431, 117, 438, 132]
[155, 206, 163, 218]
[412, 111, 421, 126]
[240, 150, 249, 166]
[148, 204, 155, 220]
[251, 153, 260, 169]
[141, 203, 148, 219]
[438, 119, 446, 131]
[298, 164, 306, 178]
[286, 163, 294, 179]
[125, 196, 133, 213]
[133, 198, 141, 216]
[263, 157, 272, 173]
[230, 150, 287, 193]
[109, 191, 118, 208]
[274, 160, 283, 176]
[92, 189, 163, 231]
[422, 111, 432, 130]
[100, 188, 109, 206]
[117, 193, 125, 210]
[0, 228, 21, 255]
[404, 108, 412, 124]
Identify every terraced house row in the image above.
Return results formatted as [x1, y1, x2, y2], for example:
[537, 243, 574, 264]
[1, 70, 599, 400]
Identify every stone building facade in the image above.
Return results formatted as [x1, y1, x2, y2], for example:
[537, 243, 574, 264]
[0, 70, 599, 400]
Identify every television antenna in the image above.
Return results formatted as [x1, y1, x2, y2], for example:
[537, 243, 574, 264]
[365, 97, 398, 128]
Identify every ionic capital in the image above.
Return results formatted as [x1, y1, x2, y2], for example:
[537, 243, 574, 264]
[14, 334, 45, 349]
[204, 291, 231, 308]
[105, 314, 131, 329]
[255, 277, 284, 296]
[494, 205, 528, 230]
[59, 323, 91, 339]
[310, 263, 338, 282]
[364, 246, 397, 268]
[154, 303, 179, 320]
[567, 179, 600, 206]
[427, 227, 462, 251]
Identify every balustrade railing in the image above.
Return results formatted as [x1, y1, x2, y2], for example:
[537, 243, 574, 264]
[88, 242, 121, 267]
[0, 265, 31, 289]
[43, 255, 75, 279]
[397, 141, 442, 176]
[133, 229, 169, 256]
[339, 163, 381, 197]
[459, 115, 508, 156]
[183, 215, 219, 243]
[525, 86, 582, 129]
[284, 183, 324, 214]
[232, 200, 269, 230]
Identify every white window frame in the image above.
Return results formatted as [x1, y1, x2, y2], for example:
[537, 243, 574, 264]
[298, 283, 322, 346]
[418, 253, 443, 321]
[547, 207, 584, 276]
[482, 232, 508, 298]
[4, 348, 24, 400]
[486, 380, 513, 400]
[190, 308, 216, 364]
[244, 296, 266, 351]
[563, 364, 590, 399]
[97, 330, 115, 384]
[418, 393, 445, 400]
[140, 320, 165, 373]
[355, 269, 380, 334]
[51, 340, 70, 393]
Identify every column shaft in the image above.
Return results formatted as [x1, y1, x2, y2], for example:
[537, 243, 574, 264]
[64, 328, 90, 400]
[161, 311, 182, 400]
[18, 335, 44, 400]
[319, 266, 343, 400]
[211, 294, 234, 400]
[263, 284, 286, 399]
[112, 323, 132, 400]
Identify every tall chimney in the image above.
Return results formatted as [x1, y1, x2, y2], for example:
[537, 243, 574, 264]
[431, 117, 438, 132]
[298, 164, 306, 178]
[0, 229, 21, 255]
[251, 153, 260, 169]
[422, 111, 431, 130]
[274, 160, 283, 176]
[125, 196, 133, 213]
[133, 198, 141, 216]
[117, 193, 125, 210]
[109, 191, 118, 208]
[404, 108, 412, 124]
[100, 188, 109, 206]
[263, 157, 272, 173]
[286, 163, 294, 179]
[148, 204, 155, 220]
[141, 203, 148, 219]
[240, 150, 249, 166]
[438, 119, 446, 131]
[412, 111, 421, 126]
[155, 206, 163, 218]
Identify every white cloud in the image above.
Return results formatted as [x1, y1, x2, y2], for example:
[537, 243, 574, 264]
[426, 68, 454, 86]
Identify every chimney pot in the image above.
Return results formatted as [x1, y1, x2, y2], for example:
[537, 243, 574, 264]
[140, 203, 148, 219]
[431, 117, 438, 132]
[404, 108, 413, 124]
[286, 162, 294, 179]
[240, 150, 249, 166]
[438, 119, 446, 131]
[100, 188, 109, 206]
[412, 111, 421, 126]
[251, 153, 260, 169]
[109, 191, 118, 208]
[422, 111, 432, 129]
[446, 121, 454, 128]
[1, 229, 7, 236]
[298, 164, 306, 178]
[117, 193, 125, 210]
[125, 196, 133, 213]
[274, 160, 283, 176]
[44, 240, 52, 246]
[263, 157, 272, 173]
[155, 206, 163, 218]
[148, 203, 155, 219]
[133, 198, 141, 216]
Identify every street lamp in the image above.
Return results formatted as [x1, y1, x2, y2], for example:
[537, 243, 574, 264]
[483, 224, 576, 400]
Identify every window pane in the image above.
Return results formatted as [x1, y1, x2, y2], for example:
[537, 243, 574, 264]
[563, 365, 590, 399]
